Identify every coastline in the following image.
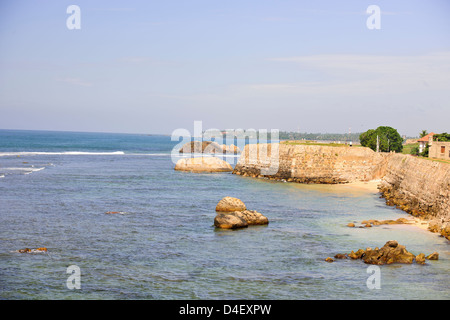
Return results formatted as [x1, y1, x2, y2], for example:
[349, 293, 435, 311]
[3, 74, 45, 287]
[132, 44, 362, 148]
[338, 179, 381, 193]
[331, 179, 435, 233]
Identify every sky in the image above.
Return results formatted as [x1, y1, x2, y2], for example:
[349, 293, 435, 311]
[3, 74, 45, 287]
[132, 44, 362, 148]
[0, 0, 449, 136]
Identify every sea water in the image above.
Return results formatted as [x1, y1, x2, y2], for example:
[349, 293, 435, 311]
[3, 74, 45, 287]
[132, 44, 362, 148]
[0, 129, 448, 299]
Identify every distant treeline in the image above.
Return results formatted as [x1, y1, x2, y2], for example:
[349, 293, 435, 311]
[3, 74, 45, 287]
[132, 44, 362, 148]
[214, 130, 416, 142]
[277, 131, 362, 142]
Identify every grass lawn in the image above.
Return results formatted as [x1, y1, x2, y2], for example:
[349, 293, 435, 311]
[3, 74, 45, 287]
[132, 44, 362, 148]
[402, 143, 418, 155]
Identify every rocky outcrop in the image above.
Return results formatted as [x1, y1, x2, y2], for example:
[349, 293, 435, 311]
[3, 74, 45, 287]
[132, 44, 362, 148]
[214, 197, 268, 229]
[332, 241, 438, 265]
[179, 141, 240, 154]
[174, 157, 233, 173]
[233, 143, 388, 183]
[379, 154, 450, 238]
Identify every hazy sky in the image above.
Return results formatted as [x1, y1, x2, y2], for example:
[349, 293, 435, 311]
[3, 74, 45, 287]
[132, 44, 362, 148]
[1, 0, 449, 136]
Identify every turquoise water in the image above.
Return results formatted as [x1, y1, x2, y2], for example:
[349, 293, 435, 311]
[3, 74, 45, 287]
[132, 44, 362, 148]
[0, 129, 449, 299]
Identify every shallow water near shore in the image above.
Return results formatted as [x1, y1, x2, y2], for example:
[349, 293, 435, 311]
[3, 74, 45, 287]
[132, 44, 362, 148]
[0, 130, 449, 300]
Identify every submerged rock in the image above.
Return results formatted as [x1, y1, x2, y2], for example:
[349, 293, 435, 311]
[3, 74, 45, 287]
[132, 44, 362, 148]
[17, 247, 48, 254]
[355, 218, 414, 228]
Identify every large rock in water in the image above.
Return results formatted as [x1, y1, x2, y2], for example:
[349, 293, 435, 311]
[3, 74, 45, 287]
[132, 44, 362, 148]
[362, 241, 416, 265]
[214, 212, 248, 229]
[215, 197, 247, 212]
[333, 241, 439, 265]
[174, 157, 233, 173]
[214, 197, 269, 229]
[179, 141, 223, 154]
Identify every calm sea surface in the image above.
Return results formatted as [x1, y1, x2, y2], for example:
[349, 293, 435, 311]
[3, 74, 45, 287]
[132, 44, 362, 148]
[0, 129, 449, 299]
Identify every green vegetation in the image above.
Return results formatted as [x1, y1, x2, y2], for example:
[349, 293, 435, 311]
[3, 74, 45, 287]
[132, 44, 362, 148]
[360, 126, 403, 153]
[402, 143, 419, 155]
[433, 132, 450, 142]
[278, 131, 361, 142]
[281, 141, 362, 147]
[419, 130, 428, 138]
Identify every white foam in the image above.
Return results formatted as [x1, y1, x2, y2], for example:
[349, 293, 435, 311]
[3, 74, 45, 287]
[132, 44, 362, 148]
[1, 167, 45, 175]
[2, 167, 44, 171]
[0, 151, 125, 157]
[24, 167, 45, 174]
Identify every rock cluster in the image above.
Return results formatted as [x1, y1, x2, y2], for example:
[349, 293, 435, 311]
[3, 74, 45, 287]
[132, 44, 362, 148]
[179, 141, 240, 154]
[174, 157, 233, 173]
[327, 240, 438, 265]
[347, 217, 414, 228]
[428, 221, 450, 241]
[378, 154, 450, 240]
[214, 197, 269, 229]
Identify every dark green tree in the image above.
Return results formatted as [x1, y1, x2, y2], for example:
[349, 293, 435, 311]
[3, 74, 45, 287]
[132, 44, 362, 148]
[433, 132, 450, 142]
[359, 126, 403, 153]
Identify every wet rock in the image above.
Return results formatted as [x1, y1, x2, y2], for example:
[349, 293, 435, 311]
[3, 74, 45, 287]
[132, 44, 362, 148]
[348, 249, 365, 259]
[325, 257, 334, 263]
[426, 252, 439, 260]
[415, 253, 426, 264]
[214, 212, 248, 229]
[239, 210, 269, 225]
[334, 254, 347, 259]
[333, 241, 428, 265]
[386, 240, 398, 248]
[347, 223, 355, 228]
[357, 218, 413, 228]
[362, 241, 415, 265]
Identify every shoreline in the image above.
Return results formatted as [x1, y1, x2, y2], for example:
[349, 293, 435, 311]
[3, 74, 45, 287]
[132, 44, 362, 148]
[335, 179, 434, 233]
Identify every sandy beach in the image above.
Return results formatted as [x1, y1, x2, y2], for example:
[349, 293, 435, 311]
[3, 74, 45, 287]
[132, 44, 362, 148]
[336, 179, 432, 232]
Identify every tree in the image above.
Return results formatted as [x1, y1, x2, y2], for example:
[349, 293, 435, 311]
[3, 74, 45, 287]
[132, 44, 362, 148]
[359, 126, 403, 153]
[419, 130, 428, 138]
[433, 132, 450, 142]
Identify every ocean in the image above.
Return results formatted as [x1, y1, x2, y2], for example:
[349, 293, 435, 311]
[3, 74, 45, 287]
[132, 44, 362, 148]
[0, 129, 449, 299]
